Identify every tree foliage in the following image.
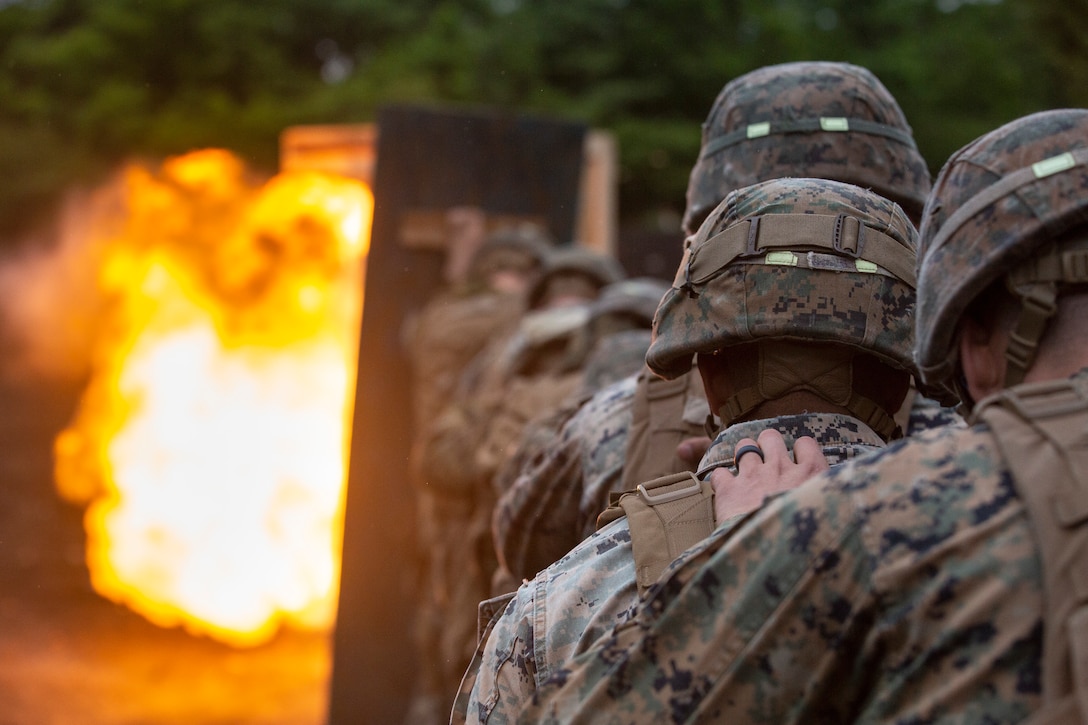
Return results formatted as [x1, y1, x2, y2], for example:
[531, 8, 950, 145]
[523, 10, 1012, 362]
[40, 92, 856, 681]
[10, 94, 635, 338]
[0, 0, 1081, 240]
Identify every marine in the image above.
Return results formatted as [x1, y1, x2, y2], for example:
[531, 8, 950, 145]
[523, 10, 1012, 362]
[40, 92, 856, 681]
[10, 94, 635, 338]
[403, 222, 551, 724]
[415, 244, 624, 717]
[523, 108, 1088, 724]
[454, 175, 923, 723]
[490, 60, 952, 597]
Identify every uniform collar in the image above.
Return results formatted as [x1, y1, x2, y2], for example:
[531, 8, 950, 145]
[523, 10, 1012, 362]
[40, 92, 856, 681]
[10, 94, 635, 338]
[696, 412, 884, 477]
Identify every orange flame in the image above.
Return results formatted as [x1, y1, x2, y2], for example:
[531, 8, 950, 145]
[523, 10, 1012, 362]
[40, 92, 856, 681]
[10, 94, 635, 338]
[53, 149, 372, 647]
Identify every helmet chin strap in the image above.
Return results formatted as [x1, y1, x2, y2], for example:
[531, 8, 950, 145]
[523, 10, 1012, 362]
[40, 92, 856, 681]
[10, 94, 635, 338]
[1004, 279, 1059, 387]
[1002, 241, 1088, 386]
[718, 341, 903, 442]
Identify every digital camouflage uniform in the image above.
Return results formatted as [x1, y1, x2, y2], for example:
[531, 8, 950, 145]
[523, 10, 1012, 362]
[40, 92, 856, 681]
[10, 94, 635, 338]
[520, 418, 1044, 723]
[491, 370, 705, 589]
[521, 109, 1088, 723]
[413, 247, 624, 715]
[454, 412, 886, 725]
[488, 61, 954, 592]
[491, 326, 657, 566]
[491, 364, 961, 593]
[405, 229, 551, 724]
[489, 279, 670, 592]
[453, 176, 927, 723]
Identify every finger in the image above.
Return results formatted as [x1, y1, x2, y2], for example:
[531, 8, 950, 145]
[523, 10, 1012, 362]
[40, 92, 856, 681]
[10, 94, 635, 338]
[754, 429, 790, 469]
[708, 465, 736, 493]
[709, 467, 749, 525]
[676, 436, 712, 466]
[791, 436, 830, 476]
[733, 438, 764, 473]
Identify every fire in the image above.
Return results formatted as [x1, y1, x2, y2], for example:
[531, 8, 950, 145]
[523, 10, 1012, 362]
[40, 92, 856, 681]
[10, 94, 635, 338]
[53, 149, 372, 647]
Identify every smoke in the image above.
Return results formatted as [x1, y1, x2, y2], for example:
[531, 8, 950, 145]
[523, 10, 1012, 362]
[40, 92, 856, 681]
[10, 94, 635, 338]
[0, 175, 126, 384]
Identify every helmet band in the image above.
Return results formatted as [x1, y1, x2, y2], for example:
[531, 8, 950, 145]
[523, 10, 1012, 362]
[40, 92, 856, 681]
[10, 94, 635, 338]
[701, 116, 917, 160]
[925, 148, 1088, 262]
[676, 213, 915, 294]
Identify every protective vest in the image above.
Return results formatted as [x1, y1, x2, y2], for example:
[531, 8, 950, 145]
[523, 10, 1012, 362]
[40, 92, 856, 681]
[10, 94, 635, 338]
[620, 368, 710, 490]
[597, 471, 716, 597]
[975, 378, 1088, 724]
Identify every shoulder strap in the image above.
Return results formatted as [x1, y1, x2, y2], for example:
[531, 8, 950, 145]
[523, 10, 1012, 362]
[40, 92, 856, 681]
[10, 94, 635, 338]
[975, 379, 1088, 724]
[596, 471, 715, 598]
[622, 369, 707, 490]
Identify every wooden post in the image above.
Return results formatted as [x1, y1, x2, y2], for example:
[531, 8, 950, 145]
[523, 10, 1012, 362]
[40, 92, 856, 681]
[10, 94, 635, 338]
[575, 130, 618, 257]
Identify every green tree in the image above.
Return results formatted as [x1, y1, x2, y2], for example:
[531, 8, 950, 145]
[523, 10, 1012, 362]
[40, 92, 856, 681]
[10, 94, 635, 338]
[0, 0, 1083, 242]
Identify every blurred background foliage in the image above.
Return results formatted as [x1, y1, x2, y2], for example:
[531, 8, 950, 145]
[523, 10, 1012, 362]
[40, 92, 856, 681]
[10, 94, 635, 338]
[0, 0, 1084, 244]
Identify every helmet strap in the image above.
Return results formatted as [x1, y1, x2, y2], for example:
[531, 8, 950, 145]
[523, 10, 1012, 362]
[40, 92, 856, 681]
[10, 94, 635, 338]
[704, 411, 721, 439]
[1001, 239, 1088, 385]
[953, 368, 977, 418]
[1003, 278, 1058, 386]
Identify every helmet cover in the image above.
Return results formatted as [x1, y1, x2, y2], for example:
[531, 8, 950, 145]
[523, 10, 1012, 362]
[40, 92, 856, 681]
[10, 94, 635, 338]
[650, 176, 918, 380]
[915, 108, 1088, 399]
[527, 247, 626, 309]
[684, 61, 931, 234]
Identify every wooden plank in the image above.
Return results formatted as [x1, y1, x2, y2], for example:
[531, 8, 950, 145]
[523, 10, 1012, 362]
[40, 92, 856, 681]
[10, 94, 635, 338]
[279, 124, 378, 185]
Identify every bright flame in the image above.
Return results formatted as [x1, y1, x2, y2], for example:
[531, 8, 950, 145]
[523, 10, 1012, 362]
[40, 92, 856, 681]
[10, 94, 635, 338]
[53, 149, 372, 647]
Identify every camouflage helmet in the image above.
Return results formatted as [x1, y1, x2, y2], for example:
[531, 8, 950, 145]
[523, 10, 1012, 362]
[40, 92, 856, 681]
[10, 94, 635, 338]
[589, 277, 670, 328]
[684, 61, 931, 235]
[559, 277, 669, 376]
[648, 177, 918, 438]
[581, 328, 653, 396]
[466, 224, 553, 288]
[916, 109, 1088, 404]
[527, 247, 626, 309]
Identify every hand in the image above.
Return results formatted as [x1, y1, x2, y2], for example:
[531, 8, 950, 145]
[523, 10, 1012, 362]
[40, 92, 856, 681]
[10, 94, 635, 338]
[675, 436, 712, 467]
[710, 428, 829, 525]
[442, 206, 488, 285]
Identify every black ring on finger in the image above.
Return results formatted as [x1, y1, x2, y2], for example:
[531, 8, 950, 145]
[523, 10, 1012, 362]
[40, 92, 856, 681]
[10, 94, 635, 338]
[735, 444, 765, 465]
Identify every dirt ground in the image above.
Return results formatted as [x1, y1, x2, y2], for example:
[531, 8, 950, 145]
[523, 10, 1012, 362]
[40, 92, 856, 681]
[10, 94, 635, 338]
[0, 377, 331, 725]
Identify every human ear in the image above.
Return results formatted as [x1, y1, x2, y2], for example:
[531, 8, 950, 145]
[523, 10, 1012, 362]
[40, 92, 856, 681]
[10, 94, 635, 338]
[958, 317, 1008, 402]
[696, 354, 725, 415]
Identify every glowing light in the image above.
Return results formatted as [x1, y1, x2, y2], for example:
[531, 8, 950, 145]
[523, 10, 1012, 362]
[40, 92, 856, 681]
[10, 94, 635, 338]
[54, 150, 372, 647]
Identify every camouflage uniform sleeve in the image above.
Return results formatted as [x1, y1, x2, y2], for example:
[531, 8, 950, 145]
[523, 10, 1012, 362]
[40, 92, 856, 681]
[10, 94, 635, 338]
[574, 377, 637, 539]
[450, 592, 514, 724]
[416, 400, 487, 493]
[452, 582, 539, 725]
[905, 392, 965, 435]
[493, 430, 587, 584]
[522, 426, 1043, 724]
[493, 376, 636, 581]
[466, 516, 646, 723]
